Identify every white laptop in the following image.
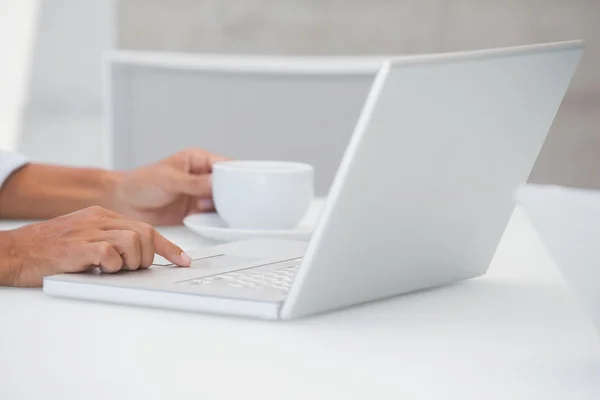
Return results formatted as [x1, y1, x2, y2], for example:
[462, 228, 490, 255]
[43, 40, 584, 320]
[515, 183, 600, 332]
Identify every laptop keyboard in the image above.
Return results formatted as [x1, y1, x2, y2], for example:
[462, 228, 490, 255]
[184, 264, 300, 293]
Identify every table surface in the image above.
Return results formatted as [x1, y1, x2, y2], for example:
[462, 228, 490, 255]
[1, 206, 600, 399]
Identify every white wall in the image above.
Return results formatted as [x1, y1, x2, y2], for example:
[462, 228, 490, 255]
[7, 0, 599, 188]
[117, 0, 600, 188]
[13, 0, 116, 167]
[0, 0, 39, 150]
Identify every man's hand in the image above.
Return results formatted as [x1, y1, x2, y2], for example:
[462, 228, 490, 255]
[111, 148, 228, 225]
[0, 206, 191, 287]
[0, 147, 228, 223]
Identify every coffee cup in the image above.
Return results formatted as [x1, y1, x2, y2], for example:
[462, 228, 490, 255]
[211, 160, 314, 230]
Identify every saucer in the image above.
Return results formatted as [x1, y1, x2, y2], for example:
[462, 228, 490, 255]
[183, 198, 326, 242]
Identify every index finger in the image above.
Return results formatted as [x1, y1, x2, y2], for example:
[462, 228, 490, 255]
[185, 148, 230, 174]
[153, 231, 192, 267]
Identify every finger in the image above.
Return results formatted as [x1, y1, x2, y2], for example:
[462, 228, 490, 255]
[87, 207, 190, 267]
[184, 148, 229, 174]
[85, 241, 124, 273]
[101, 230, 143, 271]
[132, 222, 156, 269]
[186, 198, 215, 215]
[96, 220, 156, 269]
[160, 169, 213, 197]
[196, 198, 214, 211]
[153, 231, 191, 267]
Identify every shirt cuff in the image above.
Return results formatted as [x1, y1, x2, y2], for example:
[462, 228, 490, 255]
[0, 151, 29, 190]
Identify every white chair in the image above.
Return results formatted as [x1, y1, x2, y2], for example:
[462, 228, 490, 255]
[103, 51, 382, 195]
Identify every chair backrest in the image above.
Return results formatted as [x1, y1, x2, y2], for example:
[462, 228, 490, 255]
[103, 51, 382, 195]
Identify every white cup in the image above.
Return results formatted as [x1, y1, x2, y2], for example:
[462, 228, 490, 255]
[211, 160, 314, 230]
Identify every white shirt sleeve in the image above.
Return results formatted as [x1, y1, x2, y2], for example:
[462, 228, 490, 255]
[0, 150, 29, 190]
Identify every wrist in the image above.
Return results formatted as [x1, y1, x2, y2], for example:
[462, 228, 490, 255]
[98, 169, 126, 211]
[0, 231, 22, 286]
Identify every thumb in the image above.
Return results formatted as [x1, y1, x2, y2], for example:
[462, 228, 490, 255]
[153, 232, 192, 267]
[164, 170, 212, 197]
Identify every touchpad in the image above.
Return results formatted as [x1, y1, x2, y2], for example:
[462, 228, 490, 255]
[190, 254, 259, 270]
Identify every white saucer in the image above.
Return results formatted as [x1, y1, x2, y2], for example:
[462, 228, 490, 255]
[183, 198, 326, 242]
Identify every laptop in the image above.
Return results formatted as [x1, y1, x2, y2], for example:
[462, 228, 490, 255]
[515, 183, 600, 333]
[43, 40, 584, 320]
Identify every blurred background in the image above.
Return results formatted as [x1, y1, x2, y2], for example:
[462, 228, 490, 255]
[0, 0, 598, 187]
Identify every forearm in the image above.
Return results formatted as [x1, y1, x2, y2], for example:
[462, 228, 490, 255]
[0, 163, 124, 219]
[0, 231, 19, 285]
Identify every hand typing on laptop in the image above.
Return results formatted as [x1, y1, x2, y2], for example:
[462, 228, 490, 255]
[0, 147, 227, 287]
[0, 206, 191, 287]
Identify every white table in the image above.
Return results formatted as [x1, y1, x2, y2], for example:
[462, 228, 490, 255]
[1, 207, 600, 399]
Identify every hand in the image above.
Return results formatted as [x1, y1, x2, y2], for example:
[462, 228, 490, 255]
[112, 148, 228, 225]
[0, 206, 191, 287]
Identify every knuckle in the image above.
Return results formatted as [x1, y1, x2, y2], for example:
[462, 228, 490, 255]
[139, 223, 155, 239]
[140, 251, 154, 268]
[97, 242, 114, 257]
[86, 205, 107, 215]
[124, 230, 139, 244]
[141, 255, 154, 268]
[100, 265, 118, 274]
[124, 262, 139, 271]
[125, 248, 141, 263]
